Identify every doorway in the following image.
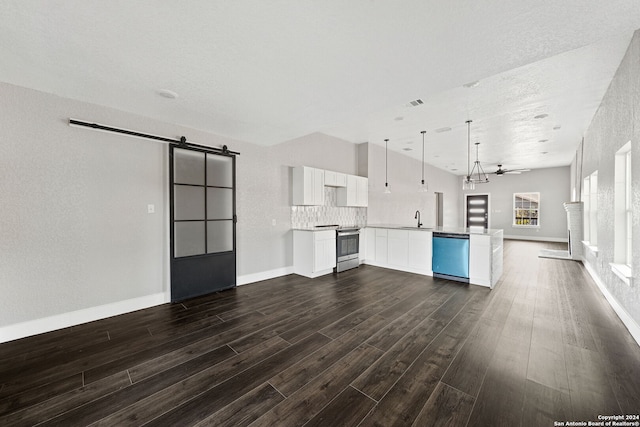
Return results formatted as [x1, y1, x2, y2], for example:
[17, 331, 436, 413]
[465, 194, 489, 229]
[435, 192, 444, 227]
[170, 146, 237, 302]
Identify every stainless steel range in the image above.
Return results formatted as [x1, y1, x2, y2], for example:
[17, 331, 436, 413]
[335, 227, 360, 272]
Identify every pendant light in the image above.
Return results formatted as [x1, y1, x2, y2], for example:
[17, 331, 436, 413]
[462, 120, 475, 190]
[419, 130, 428, 192]
[462, 120, 490, 189]
[384, 138, 391, 193]
[471, 142, 490, 184]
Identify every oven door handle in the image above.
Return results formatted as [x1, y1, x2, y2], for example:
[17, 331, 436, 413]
[337, 231, 360, 237]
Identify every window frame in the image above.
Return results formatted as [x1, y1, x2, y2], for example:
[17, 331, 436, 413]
[512, 192, 540, 228]
[582, 171, 598, 247]
[611, 141, 632, 286]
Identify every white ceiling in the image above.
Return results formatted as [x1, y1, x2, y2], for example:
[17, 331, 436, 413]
[1, 1, 639, 175]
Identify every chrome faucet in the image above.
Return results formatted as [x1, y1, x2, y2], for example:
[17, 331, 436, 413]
[415, 210, 422, 228]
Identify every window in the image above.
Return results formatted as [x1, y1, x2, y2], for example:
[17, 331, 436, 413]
[612, 141, 632, 285]
[583, 171, 598, 246]
[513, 192, 540, 227]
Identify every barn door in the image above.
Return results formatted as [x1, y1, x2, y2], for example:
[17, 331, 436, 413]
[170, 145, 236, 302]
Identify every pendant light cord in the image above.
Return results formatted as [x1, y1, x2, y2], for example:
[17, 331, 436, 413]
[466, 120, 472, 178]
[421, 131, 426, 183]
[385, 139, 389, 186]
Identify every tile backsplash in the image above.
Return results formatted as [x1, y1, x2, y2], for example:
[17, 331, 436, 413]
[291, 187, 367, 228]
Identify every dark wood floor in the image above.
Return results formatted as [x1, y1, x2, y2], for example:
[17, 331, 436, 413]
[1, 240, 639, 426]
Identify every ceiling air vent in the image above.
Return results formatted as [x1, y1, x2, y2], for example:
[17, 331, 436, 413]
[408, 99, 424, 107]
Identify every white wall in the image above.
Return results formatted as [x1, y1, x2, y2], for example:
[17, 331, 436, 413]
[0, 83, 360, 340]
[462, 166, 570, 240]
[574, 29, 640, 341]
[0, 84, 170, 334]
[365, 142, 461, 227]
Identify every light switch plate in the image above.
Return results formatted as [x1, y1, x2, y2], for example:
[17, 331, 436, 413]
[147, 204, 155, 214]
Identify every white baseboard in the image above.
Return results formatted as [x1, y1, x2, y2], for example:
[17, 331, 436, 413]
[582, 260, 640, 348]
[237, 266, 294, 286]
[504, 235, 568, 243]
[0, 292, 168, 344]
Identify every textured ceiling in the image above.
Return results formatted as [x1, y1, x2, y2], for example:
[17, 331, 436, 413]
[1, 1, 639, 174]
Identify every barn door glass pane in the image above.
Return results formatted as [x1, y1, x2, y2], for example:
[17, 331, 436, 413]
[174, 149, 204, 185]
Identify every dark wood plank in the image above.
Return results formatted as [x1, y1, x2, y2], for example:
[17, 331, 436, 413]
[0, 372, 130, 426]
[351, 317, 446, 401]
[440, 318, 504, 397]
[0, 373, 82, 416]
[466, 282, 535, 427]
[38, 345, 237, 426]
[140, 333, 332, 426]
[90, 336, 291, 426]
[521, 379, 573, 426]
[412, 381, 476, 427]
[251, 343, 383, 426]
[302, 385, 376, 427]
[358, 288, 491, 426]
[564, 343, 621, 420]
[195, 382, 285, 427]
[269, 314, 388, 396]
[366, 285, 457, 351]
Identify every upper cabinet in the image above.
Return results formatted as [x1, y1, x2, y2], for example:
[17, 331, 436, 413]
[337, 175, 368, 207]
[292, 166, 325, 205]
[324, 170, 347, 187]
[292, 166, 367, 207]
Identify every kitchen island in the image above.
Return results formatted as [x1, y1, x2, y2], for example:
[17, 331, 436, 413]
[363, 225, 503, 288]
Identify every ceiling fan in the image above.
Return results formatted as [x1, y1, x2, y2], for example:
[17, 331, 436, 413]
[492, 164, 530, 175]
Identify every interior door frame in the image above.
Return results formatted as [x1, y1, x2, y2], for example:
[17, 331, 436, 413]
[169, 144, 237, 302]
[464, 192, 491, 229]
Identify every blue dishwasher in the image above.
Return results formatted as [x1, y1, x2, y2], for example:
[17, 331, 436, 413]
[432, 233, 470, 283]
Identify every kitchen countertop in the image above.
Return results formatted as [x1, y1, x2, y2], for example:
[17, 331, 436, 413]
[365, 224, 503, 236]
[292, 225, 363, 231]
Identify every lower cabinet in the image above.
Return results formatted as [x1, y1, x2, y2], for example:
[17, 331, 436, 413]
[293, 230, 336, 278]
[362, 227, 501, 288]
[408, 230, 432, 273]
[388, 230, 409, 268]
[364, 228, 432, 275]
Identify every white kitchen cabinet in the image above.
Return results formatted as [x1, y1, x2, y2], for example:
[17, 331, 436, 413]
[388, 229, 409, 268]
[364, 227, 376, 262]
[362, 226, 501, 286]
[408, 230, 432, 273]
[337, 174, 368, 207]
[292, 166, 325, 205]
[364, 227, 434, 275]
[469, 230, 503, 288]
[293, 230, 336, 278]
[356, 176, 368, 206]
[324, 170, 347, 188]
[469, 234, 491, 286]
[374, 228, 388, 264]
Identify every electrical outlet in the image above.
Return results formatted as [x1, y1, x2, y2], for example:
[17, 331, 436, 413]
[272, 219, 276, 226]
[147, 204, 155, 214]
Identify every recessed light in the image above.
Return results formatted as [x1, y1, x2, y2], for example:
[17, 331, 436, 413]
[451, 168, 458, 171]
[539, 139, 548, 143]
[402, 147, 413, 151]
[463, 80, 480, 88]
[541, 151, 548, 154]
[553, 125, 561, 130]
[394, 116, 404, 121]
[435, 127, 452, 133]
[158, 89, 179, 99]
[534, 114, 548, 119]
